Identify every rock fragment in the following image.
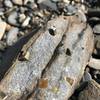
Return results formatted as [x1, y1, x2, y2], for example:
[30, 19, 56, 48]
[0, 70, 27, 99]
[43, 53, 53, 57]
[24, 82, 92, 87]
[0, 16, 69, 100]
[22, 16, 31, 27]
[0, 19, 7, 40]
[78, 80, 100, 100]
[64, 5, 77, 15]
[4, 0, 13, 8]
[38, 0, 57, 11]
[8, 11, 18, 26]
[19, 14, 26, 23]
[6, 27, 19, 46]
[88, 57, 100, 70]
[93, 24, 100, 34]
[29, 14, 94, 100]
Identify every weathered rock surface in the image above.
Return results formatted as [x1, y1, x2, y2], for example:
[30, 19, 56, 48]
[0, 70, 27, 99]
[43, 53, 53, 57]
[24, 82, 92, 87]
[93, 24, 100, 34]
[6, 27, 19, 46]
[12, 0, 23, 5]
[0, 16, 69, 100]
[28, 14, 94, 100]
[78, 79, 100, 100]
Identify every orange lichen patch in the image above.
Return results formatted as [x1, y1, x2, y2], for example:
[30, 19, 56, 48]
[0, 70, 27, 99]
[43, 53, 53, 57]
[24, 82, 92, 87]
[64, 77, 74, 85]
[39, 79, 48, 89]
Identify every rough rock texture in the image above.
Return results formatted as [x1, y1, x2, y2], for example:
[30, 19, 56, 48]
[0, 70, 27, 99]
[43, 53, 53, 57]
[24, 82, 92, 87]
[0, 16, 69, 100]
[28, 15, 94, 100]
[88, 57, 100, 70]
[78, 79, 100, 100]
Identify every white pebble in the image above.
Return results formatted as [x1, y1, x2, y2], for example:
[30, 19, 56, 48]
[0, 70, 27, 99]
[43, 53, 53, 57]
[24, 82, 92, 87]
[22, 16, 31, 27]
[12, 0, 23, 5]
[4, 0, 13, 8]
[63, 0, 70, 3]
[7, 27, 19, 46]
[0, 19, 7, 40]
[93, 24, 100, 34]
[19, 14, 26, 23]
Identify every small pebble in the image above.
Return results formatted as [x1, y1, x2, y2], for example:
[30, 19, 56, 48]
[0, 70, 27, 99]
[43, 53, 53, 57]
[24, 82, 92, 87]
[6, 24, 12, 31]
[24, 51, 30, 60]
[0, 19, 7, 40]
[0, 41, 6, 51]
[63, 0, 70, 3]
[93, 24, 100, 34]
[22, 16, 31, 27]
[77, 10, 87, 22]
[82, 71, 92, 82]
[64, 5, 77, 15]
[19, 14, 26, 23]
[6, 27, 19, 46]
[38, 0, 57, 11]
[4, 0, 13, 8]
[12, 0, 23, 5]
[8, 11, 18, 25]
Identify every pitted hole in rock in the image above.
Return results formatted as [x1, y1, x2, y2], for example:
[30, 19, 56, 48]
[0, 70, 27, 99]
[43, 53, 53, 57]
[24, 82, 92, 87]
[82, 47, 84, 50]
[48, 26, 56, 36]
[48, 28, 55, 36]
[66, 48, 71, 56]
[18, 51, 25, 61]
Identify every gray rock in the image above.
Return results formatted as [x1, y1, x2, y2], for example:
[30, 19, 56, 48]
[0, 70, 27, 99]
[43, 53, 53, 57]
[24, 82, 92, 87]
[38, 0, 57, 11]
[51, 0, 62, 2]
[78, 80, 100, 100]
[64, 5, 77, 15]
[4, 0, 13, 8]
[0, 16, 69, 100]
[0, 41, 6, 51]
[12, 0, 23, 5]
[6, 27, 19, 46]
[93, 24, 100, 34]
[8, 11, 18, 26]
[88, 57, 100, 70]
[19, 14, 26, 23]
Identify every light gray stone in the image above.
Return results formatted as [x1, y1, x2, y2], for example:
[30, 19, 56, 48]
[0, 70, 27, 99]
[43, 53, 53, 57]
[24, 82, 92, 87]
[4, 0, 13, 8]
[12, 0, 23, 5]
[22, 16, 31, 27]
[38, 0, 57, 11]
[6, 27, 19, 46]
[0, 19, 6, 40]
[93, 24, 100, 34]
[8, 11, 18, 25]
